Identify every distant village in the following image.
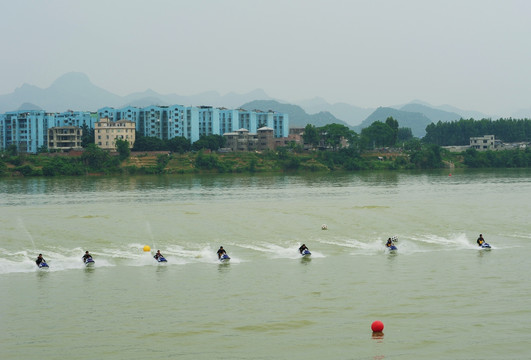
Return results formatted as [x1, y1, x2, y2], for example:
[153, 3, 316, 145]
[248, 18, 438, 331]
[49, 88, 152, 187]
[0, 105, 300, 154]
[0, 105, 525, 155]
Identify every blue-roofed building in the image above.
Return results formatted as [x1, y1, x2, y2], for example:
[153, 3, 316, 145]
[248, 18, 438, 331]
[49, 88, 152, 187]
[55, 110, 99, 128]
[97, 107, 119, 122]
[183, 107, 200, 142]
[1, 110, 55, 153]
[198, 106, 220, 139]
[168, 105, 186, 139]
[218, 108, 239, 135]
[0, 104, 289, 153]
[141, 105, 168, 139]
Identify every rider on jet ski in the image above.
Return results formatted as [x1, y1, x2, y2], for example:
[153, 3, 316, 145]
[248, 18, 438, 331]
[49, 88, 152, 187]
[36, 254, 46, 266]
[477, 234, 485, 246]
[299, 244, 309, 254]
[82, 251, 93, 262]
[217, 246, 227, 259]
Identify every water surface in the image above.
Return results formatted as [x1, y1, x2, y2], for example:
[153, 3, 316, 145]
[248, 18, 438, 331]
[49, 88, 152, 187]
[1, 169, 530, 359]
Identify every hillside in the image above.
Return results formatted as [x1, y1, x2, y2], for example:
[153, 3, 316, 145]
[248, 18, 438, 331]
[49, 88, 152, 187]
[296, 97, 374, 126]
[240, 100, 353, 129]
[355, 107, 433, 137]
[0, 72, 274, 112]
[400, 103, 462, 122]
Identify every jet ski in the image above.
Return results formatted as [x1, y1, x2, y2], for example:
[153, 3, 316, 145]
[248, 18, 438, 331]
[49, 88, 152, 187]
[154, 255, 167, 263]
[301, 249, 312, 257]
[37, 261, 49, 269]
[84, 258, 95, 267]
[479, 242, 491, 249]
[219, 254, 230, 262]
[386, 236, 398, 252]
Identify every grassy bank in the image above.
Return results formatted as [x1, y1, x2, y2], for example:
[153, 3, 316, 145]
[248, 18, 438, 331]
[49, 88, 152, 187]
[1, 146, 529, 177]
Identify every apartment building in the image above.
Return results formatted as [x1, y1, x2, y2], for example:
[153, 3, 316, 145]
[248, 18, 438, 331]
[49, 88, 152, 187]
[1, 105, 288, 153]
[95, 118, 136, 150]
[48, 126, 83, 151]
[95, 105, 289, 143]
[0, 110, 55, 153]
[224, 127, 276, 152]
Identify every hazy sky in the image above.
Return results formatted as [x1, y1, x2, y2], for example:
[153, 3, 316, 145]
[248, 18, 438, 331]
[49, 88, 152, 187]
[1, 0, 530, 116]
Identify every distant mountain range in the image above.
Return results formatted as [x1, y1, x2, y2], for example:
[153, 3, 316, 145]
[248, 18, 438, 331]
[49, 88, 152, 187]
[354, 107, 433, 138]
[0, 72, 274, 113]
[295, 97, 374, 126]
[2, 72, 528, 138]
[240, 100, 352, 129]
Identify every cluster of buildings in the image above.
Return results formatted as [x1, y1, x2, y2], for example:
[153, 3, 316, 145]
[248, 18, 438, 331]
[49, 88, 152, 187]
[0, 105, 290, 153]
[443, 135, 527, 152]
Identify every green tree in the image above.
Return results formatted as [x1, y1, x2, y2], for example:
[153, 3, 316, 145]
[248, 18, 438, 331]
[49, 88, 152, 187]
[166, 136, 191, 153]
[6, 144, 18, 156]
[133, 133, 166, 151]
[81, 124, 95, 147]
[115, 139, 131, 161]
[409, 144, 443, 169]
[385, 117, 399, 145]
[81, 144, 111, 170]
[302, 124, 320, 148]
[192, 135, 225, 151]
[319, 123, 356, 150]
[360, 121, 395, 149]
[397, 127, 413, 142]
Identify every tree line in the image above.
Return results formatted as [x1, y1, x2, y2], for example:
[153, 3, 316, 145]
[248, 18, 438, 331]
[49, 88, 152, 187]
[423, 118, 531, 146]
[302, 117, 414, 151]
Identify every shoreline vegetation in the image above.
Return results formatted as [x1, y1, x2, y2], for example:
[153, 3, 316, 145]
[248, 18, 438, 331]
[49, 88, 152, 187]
[1, 145, 531, 177]
[3, 116, 531, 177]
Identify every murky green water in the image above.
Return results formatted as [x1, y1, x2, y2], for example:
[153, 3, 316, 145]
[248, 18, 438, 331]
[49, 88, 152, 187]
[1, 169, 530, 359]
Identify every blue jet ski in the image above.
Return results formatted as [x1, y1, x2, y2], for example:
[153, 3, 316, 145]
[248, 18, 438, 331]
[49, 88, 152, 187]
[386, 236, 398, 252]
[219, 254, 230, 262]
[84, 258, 95, 267]
[480, 242, 491, 249]
[301, 249, 311, 257]
[37, 261, 49, 269]
[154, 255, 167, 263]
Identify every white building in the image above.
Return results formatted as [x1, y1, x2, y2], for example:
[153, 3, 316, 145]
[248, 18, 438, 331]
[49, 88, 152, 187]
[470, 135, 496, 151]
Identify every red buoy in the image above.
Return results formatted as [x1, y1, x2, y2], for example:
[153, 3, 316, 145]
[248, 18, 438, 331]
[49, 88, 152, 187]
[371, 320, 384, 332]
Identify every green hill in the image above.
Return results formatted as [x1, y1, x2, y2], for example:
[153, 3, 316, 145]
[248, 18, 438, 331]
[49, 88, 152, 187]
[355, 107, 433, 137]
[400, 103, 462, 122]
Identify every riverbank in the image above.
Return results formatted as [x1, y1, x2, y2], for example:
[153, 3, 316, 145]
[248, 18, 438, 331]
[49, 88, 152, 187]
[1, 146, 529, 177]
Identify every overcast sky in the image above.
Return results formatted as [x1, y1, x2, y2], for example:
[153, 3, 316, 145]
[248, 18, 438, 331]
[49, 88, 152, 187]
[1, 0, 530, 116]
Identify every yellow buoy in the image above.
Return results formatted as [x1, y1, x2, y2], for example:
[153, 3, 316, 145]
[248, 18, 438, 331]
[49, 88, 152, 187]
[143, 245, 151, 252]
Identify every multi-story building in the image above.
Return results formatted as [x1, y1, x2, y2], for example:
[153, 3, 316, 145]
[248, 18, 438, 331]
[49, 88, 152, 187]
[97, 107, 119, 122]
[218, 108, 239, 135]
[168, 105, 186, 139]
[0, 110, 55, 153]
[95, 118, 136, 150]
[55, 110, 99, 128]
[224, 127, 276, 152]
[1, 105, 288, 153]
[48, 126, 83, 151]
[470, 135, 496, 151]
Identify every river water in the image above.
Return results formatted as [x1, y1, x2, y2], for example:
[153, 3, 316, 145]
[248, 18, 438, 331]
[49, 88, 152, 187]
[1, 169, 530, 359]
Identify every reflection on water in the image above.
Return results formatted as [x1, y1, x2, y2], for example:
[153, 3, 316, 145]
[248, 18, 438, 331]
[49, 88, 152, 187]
[217, 262, 231, 273]
[300, 256, 312, 265]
